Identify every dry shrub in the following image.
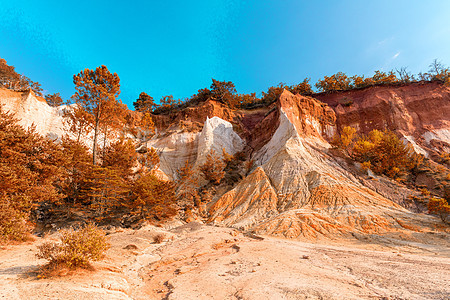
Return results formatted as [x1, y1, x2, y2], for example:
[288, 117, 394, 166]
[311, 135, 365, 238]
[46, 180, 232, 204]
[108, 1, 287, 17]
[0, 203, 33, 243]
[153, 233, 166, 244]
[428, 197, 450, 224]
[336, 127, 422, 179]
[36, 223, 110, 271]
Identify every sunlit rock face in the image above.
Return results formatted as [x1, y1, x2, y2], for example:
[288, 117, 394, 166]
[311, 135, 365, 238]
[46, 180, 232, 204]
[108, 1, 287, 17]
[147, 129, 200, 180]
[1, 85, 447, 239]
[315, 81, 450, 154]
[209, 90, 438, 239]
[146, 116, 245, 180]
[0, 88, 65, 140]
[196, 116, 245, 165]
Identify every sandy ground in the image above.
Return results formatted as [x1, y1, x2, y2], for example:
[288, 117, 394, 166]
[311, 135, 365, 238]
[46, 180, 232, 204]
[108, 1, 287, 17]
[0, 223, 449, 300]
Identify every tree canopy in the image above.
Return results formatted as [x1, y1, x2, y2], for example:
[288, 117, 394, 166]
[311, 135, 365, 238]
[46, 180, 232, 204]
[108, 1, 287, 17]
[72, 65, 122, 165]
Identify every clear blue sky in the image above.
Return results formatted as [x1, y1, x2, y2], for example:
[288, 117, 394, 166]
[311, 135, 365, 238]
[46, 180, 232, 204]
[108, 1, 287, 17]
[1, 1, 450, 108]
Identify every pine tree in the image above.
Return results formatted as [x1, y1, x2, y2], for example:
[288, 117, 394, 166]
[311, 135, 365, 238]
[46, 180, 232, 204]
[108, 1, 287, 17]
[200, 150, 226, 185]
[133, 92, 157, 113]
[130, 173, 177, 220]
[176, 160, 200, 207]
[72, 65, 121, 165]
[63, 103, 93, 143]
[0, 106, 66, 241]
[45, 93, 64, 107]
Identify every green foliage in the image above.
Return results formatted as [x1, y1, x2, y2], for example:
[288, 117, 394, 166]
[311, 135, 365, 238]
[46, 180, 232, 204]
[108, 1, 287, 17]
[261, 83, 286, 106]
[36, 223, 110, 269]
[60, 137, 91, 205]
[315, 72, 351, 92]
[351, 129, 421, 178]
[335, 126, 356, 154]
[186, 88, 211, 107]
[289, 78, 313, 95]
[0, 202, 32, 243]
[102, 139, 137, 178]
[130, 173, 177, 220]
[72, 65, 122, 165]
[210, 78, 237, 107]
[45, 93, 64, 107]
[316, 70, 399, 92]
[222, 149, 246, 185]
[175, 160, 200, 207]
[82, 165, 130, 216]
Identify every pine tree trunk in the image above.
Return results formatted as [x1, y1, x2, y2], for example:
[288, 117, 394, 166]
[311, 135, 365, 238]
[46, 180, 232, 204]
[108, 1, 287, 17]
[77, 129, 82, 144]
[93, 118, 99, 165]
[102, 125, 108, 159]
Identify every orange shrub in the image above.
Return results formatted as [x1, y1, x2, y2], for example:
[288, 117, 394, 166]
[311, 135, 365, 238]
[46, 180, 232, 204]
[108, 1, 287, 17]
[37, 223, 110, 269]
[351, 130, 421, 178]
[428, 197, 450, 224]
[129, 173, 177, 220]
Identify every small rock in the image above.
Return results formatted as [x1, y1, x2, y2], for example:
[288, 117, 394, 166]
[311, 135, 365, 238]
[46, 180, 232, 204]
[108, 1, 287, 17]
[230, 230, 239, 237]
[232, 244, 241, 251]
[123, 244, 138, 250]
[302, 255, 310, 259]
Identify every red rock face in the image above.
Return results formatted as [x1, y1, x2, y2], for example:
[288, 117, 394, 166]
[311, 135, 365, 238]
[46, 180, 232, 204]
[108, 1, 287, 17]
[314, 82, 450, 145]
[150, 91, 338, 155]
[151, 99, 237, 131]
[278, 90, 336, 140]
[150, 99, 283, 155]
[239, 104, 280, 154]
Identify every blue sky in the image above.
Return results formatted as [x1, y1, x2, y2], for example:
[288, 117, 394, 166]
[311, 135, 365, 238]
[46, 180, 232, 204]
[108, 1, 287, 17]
[1, 1, 450, 108]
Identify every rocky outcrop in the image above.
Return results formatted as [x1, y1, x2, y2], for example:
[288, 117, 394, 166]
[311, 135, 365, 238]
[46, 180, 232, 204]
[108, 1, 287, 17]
[195, 116, 245, 166]
[0, 88, 65, 140]
[147, 129, 200, 179]
[314, 81, 450, 154]
[1, 85, 448, 240]
[209, 90, 441, 239]
[151, 99, 237, 132]
[277, 90, 336, 141]
[147, 116, 245, 179]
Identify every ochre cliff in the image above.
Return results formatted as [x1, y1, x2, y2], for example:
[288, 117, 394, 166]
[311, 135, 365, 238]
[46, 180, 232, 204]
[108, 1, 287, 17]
[314, 81, 450, 153]
[208, 90, 441, 239]
[0, 88, 65, 140]
[1, 84, 448, 240]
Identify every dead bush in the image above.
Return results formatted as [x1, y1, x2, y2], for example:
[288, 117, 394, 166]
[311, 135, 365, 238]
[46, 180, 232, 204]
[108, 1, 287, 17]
[36, 223, 110, 270]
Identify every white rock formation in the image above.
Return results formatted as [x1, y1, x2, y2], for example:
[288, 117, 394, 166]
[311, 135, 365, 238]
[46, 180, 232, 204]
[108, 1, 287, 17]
[195, 116, 245, 165]
[0, 88, 65, 140]
[209, 105, 420, 238]
[147, 130, 200, 179]
[147, 116, 245, 180]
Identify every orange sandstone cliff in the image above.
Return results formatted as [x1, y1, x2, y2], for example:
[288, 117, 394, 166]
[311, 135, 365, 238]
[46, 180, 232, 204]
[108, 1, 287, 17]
[315, 81, 450, 154]
[1, 84, 448, 240]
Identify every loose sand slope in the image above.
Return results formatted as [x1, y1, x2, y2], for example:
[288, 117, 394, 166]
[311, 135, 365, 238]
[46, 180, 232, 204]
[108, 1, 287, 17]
[1, 224, 449, 299]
